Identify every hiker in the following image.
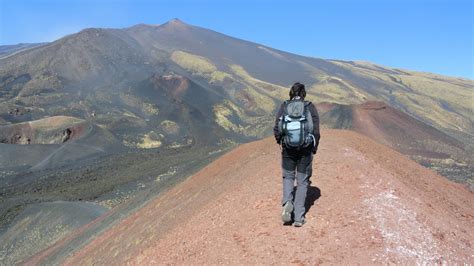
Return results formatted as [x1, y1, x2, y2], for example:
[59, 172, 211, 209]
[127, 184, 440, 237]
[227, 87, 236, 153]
[273, 82, 320, 227]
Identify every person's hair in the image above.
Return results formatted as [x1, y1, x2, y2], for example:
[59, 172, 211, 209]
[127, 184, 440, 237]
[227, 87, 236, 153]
[289, 82, 306, 99]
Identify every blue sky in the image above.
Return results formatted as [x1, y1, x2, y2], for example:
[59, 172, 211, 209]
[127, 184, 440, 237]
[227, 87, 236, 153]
[1, 0, 473, 78]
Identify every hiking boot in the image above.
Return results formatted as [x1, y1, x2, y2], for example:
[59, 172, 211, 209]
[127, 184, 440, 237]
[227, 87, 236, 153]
[281, 201, 294, 223]
[294, 218, 306, 227]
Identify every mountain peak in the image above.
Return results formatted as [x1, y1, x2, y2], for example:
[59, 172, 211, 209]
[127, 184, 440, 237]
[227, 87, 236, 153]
[167, 18, 185, 24]
[126, 19, 188, 32]
[160, 18, 189, 30]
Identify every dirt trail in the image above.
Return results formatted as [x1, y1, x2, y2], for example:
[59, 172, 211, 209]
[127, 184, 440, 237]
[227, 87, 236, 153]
[31, 129, 473, 264]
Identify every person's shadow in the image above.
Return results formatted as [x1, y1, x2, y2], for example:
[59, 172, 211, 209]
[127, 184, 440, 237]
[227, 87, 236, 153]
[305, 186, 321, 213]
[284, 186, 321, 225]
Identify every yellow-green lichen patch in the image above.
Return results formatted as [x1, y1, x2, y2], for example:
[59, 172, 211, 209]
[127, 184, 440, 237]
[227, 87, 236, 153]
[240, 86, 276, 113]
[155, 167, 177, 182]
[329, 60, 474, 134]
[213, 101, 245, 133]
[123, 111, 140, 119]
[171, 50, 217, 73]
[229, 64, 253, 80]
[228, 64, 282, 112]
[210, 70, 233, 83]
[142, 103, 159, 115]
[160, 120, 179, 134]
[171, 50, 233, 83]
[213, 100, 272, 137]
[137, 133, 162, 149]
[168, 138, 193, 149]
[123, 132, 162, 149]
[393, 91, 469, 132]
[120, 93, 159, 116]
[309, 76, 368, 105]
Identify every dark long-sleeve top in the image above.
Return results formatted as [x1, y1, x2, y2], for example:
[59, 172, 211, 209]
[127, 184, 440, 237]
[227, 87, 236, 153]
[273, 101, 320, 153]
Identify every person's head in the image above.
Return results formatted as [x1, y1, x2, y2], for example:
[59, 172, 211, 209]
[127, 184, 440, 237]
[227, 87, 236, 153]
[289, 82, 306, 100]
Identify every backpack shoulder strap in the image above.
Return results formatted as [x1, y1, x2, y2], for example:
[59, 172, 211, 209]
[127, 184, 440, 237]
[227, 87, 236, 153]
[282, 100, 290, 115]
[305, 101, 314, 134]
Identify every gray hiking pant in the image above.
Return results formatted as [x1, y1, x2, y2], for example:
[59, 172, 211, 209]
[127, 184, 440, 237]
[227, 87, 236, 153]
[281, 148, 313, 222]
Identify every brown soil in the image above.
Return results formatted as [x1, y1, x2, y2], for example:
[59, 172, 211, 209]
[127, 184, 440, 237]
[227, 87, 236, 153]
[315, 102, 336, 114]
[29, 129, 474, 264]
[351, 101, 463, 152]
[151, 74, 190, 101]
[320, 101, 471, 183]
[0, 116, 88, 144]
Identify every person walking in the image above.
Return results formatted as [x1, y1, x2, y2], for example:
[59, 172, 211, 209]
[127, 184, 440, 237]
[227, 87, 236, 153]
[273, 82, 320, 227]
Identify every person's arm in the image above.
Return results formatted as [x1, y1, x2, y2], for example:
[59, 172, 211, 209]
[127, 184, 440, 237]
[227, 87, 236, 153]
[273, 103, 284, 144]
[308, 103, 320, 154]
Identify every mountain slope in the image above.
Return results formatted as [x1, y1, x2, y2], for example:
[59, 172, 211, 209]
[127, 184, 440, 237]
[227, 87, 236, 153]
[124, 19, 473, 140]
[0, 201, 106, 264]
[27, 129, 474, 264]
[320, 101, 472, 183]
[1, 19, 471, 183]
[1, 19, 472, 143]
[0, 43, 46, 59]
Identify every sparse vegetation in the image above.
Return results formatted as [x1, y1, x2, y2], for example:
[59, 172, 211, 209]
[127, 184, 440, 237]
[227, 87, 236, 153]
[171, 50, 233, 83]
[142, 103, 159, 116]
[171, 50, 217, 73]
[228, 64, 281, 111]
[137, 132, 162, 149]
[213, 101, 245, 133]
[329, 60, 473, 135]
[213, 99, 273, 137]
[160, 120, 179, 135]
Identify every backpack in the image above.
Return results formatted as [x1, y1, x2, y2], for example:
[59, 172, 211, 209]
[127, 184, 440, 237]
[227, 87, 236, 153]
[278, 99, 315, 149]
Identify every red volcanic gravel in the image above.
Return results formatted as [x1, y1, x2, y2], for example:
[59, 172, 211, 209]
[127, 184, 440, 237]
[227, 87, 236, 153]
[30, 129, 473, 264]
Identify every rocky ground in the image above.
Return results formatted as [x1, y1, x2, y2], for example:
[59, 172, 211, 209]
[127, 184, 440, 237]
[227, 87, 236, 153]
[26, 129, 473, 264]
[0, 139, 229, 265]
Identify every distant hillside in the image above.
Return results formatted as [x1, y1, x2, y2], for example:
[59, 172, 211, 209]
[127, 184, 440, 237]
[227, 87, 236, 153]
[0, 43, 46, 59]
[319, 101, 472, 184]
[0, 19, 472, 143]
[1, 18, 471, 182]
